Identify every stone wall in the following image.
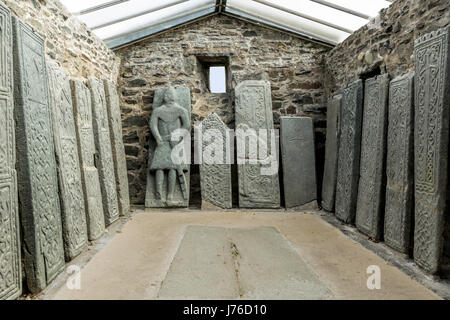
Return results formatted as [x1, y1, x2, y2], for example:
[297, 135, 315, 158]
[324, 0, 450, 269]
[4, 0, 120, 82]
[115, 14, 330, 205]
[324, 0, 449, 95]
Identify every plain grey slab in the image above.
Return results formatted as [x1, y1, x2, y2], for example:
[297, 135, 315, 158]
[384, 72, 414, 254]
[235, 80, 280, 209]
[335, 79, 363, 224]
[158, 226, 332, 299]
[47, 61, 88, 261]
[199, 112, 233, 209]
[321, 94, 341, 212]
[71, 79, 105, 241]
[104, 80, 130, 216]
[280, 116, 317, 208]
[158, 226, 239, 299]
[0, 1, 21, 300]
[413, 26, 450, 274]
[88, 77, 120, 226]
[12, 17, 65, 293]
[355, 74, 389, 240]
[145, 87, 191, 208]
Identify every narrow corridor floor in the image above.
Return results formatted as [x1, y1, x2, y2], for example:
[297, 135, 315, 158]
[158, 226, 332, 299]
[43, 209, 442, 300]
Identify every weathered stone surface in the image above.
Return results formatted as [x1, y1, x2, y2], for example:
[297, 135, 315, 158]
[0, 2, 21, 300]
[384, 72, 414, 254]
[104, 80, 130, 216]
[321, 94, 341, 212]
[235, 80, 280, 208]
[199, 112, 232, 209]
[145, 87, 191, 208]
[12, 17, 65, 293]
[88, 77, 119, 225]
[71, 79, 105, 241]
[355, 74, 389, 240]
[47, 61, 88, 261]
[413, 26, 450, 273]
[280, 116, 317, 208]
[335, 80, 363, 223]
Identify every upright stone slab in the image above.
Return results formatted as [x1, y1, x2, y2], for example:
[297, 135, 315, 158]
[280, 116, 317, 208]
[145, 87, 191, 208]
[88, 77, 119, 226]
[355, 74, 389, 240]
[335, 80, 363, 223]
[47, 62, 88, 261]
[0, 2, 21, 300]
[413, 26, 450, 273]
[12, 17, 65, 293]
[104, 80, 130, 216]
[199, 112, 232, 209]
[384, 72, 414, 254]
[235, 80, 280, 208]
[71, 79, 105, 241]
[321, 94, 341, 212]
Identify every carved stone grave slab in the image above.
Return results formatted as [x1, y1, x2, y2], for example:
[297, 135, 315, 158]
[413, 26, 450, 273]
[47, 61, 88, 261]
[12, 17, 65, 293]
[71, 79, 105, 241]
[145, 87, 191, 208]
[235, 80, 280, 209]
[355, 74, 389, 240]
[104, 80, 130, 216]
[280, 116, 317, 208]
[384, 72, 414, 254]
[321, 94, 341, 212]
[88, 77, 119, 226]
[335, 80, 363, 223]
[0, 2, 21, 300]
[199, 112, 232, 209]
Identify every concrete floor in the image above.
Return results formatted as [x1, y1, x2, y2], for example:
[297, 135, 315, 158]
[41, 208, 442, 300]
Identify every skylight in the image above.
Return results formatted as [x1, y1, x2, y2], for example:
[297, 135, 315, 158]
[59, 0, 392, 48]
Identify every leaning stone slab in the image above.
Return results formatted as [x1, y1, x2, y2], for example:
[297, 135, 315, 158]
[413, 26, 450, 273]
[104, 80, 130, 216]
[47, 62, 88, 261]
[335, 80, 363, 223]
[71, 79, 105, 241]
[321, 94, 341, 212]
[0, 2, 21, 300]
[384, 72, 414, 254]
[355, 74, 389, 240]
[199, 112, 232, 209]
[280, 116, 317, 208]
[12, 17, 65, 293]
[88, 77, 119, 226]
[235, 80, 280, 208]
[145, 87, 191, 208]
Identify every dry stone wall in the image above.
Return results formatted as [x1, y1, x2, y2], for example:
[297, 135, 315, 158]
[116, 14, 330, 205]
[3, 0, 120, 82]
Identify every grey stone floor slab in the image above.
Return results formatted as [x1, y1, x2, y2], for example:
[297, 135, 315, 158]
[158, 225, 332, 299]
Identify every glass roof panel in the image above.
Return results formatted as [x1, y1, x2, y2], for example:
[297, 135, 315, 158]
[95, 0, 214, 41]
[78, 0, 189, 30]
[59, 0, 393, 47]
[60, 0, 119, 14]
[227, 0, 350, 44]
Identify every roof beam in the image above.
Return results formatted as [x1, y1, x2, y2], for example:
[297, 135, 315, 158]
[107, 6, 218, 49]
[91, 0, 189, 30]
[224, 6, 336, 47]
[74, 0, 129, 16]
[251, 0, 353, 34]
[309, 0, 371, 20]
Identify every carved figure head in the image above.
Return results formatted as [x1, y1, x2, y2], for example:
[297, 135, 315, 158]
[163, 87, 176, 104]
